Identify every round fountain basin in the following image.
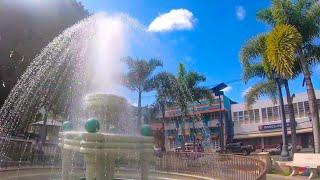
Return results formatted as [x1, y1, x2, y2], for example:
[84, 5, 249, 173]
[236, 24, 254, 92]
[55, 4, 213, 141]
[0, 167, 215, 180]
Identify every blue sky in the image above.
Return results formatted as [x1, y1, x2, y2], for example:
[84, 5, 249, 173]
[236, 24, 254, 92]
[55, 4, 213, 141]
[79, 0, 320, 105]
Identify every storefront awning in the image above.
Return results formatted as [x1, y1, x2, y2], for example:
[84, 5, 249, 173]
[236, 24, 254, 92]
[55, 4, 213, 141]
[234, 128, 312, 139]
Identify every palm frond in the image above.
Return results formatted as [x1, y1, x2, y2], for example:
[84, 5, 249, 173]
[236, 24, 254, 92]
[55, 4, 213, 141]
[245, 80, 277, 106]
[271, 0, 293, 24]
[266, 24, 302, 77]
[307, 1, 320, 24]
[305, 44, 320, 65]
[148, 58, 163, 71]
[242, 63, 267, 83]
[240, 34, 266, 65]
[256, 8, 275, 25]
[192, 87, 213, 104]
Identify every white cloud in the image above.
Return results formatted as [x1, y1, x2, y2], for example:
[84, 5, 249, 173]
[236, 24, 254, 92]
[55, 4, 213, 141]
[222, 86, 232, 93]
[236, 6, 246, 21]
[148, 9, 195, 32]
[242, 86, 252, 97]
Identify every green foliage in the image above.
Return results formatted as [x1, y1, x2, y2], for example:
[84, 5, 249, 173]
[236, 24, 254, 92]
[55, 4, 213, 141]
[245, 80, 278, 106]
[122, 57, 163, 92]
[240, 33, 278, 105]
[172, 63, 211, 116]
[266, 24, 302, 77]
[122, 57, 163, 125]
[0, 0, 89, 106]
[151, 72, 177, 118]
[256, 0, 320, 61]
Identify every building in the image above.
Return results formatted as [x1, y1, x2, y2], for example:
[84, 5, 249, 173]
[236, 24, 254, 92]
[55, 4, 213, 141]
[153, 90, 235, 151]
[231, 91, 320, 149]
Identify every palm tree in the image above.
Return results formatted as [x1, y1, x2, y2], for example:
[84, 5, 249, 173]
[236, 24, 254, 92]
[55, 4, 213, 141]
[122, 57, 163, 127]
[170, 63, 212, 151]
[257, 0, 320, 153]
[240, 33, 298, 155]
[151, 72, 177, 150]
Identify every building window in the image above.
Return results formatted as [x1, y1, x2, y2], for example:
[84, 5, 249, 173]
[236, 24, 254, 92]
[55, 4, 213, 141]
[244, 111, 249, 123]
[284, 105, 289, 119]
[298, 102, 304, 117]
[293, 103, 298, 117]
[233, 112, 238, 122]
[248, 110, 254, 123]
[304, 101, 310, 115]
[262, 108, 267, 122]
[267, 107, 273, 121]
[214, 112, 220, 120]
[273, 106, 279, 121]
[239, 111, 244, 124]
[254, 109, 260, 122]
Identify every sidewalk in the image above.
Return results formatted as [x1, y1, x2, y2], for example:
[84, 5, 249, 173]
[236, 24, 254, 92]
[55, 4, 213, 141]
[267, 174, 314, 180]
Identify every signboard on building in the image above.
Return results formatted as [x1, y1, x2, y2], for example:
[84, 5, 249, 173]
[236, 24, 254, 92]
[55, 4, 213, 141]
[258, 122, 290, 131]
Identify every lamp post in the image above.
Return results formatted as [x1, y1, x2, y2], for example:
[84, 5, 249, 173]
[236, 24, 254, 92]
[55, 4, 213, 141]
[211, 83, 228, 150]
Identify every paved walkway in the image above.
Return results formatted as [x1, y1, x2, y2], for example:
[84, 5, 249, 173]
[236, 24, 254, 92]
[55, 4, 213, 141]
[267, 174, 316, 180]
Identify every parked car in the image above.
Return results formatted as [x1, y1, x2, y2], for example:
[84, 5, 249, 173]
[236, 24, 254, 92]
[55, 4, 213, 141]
[267, 144, 302, 155]
[224, 142, 255, 155]
[174, 143, 204, 153]
[154, 146, 164, 157]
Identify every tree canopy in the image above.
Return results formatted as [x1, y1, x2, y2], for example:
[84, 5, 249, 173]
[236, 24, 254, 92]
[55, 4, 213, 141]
[0, 0, 89, 106]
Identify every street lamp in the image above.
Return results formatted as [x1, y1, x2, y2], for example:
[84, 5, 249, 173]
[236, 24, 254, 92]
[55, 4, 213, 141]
[211, 83, 228, 149]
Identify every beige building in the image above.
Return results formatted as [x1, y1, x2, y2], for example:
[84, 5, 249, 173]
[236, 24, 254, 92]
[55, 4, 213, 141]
[231, 91, 320, 149]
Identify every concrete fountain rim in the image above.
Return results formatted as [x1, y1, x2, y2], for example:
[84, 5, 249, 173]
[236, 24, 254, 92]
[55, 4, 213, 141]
[0, 166, 216, 180]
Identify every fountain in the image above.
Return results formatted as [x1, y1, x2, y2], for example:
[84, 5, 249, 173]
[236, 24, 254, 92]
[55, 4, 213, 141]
[0, 13, 267, 180]
[59, 118, 154, 180]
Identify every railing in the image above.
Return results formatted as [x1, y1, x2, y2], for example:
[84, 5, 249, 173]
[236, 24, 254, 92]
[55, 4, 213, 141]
[0, 139, 267, 180]
[0, 137, 61, 168]
[155, 152, 267, 180]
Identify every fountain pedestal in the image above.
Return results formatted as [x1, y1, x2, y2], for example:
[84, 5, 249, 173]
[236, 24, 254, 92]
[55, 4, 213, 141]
[59, 131, 154, 180]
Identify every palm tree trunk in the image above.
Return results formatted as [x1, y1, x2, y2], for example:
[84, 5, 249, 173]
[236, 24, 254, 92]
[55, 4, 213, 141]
[276, 78, 289, 159]
[302, 68, 320, 153]
[137, 90, 142, 127]
[284, 80, 297, 154]
[181, 115, 186, 152]
[161, 104, 166, 151]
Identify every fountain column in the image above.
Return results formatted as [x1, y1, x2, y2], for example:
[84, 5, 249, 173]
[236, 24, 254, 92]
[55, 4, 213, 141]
[105, 153, 115, 180]
[84, 154, 96, 180]
[140, 124, 154, 180]
[61, 149, 72, 180]
[140, 150, 151, 180]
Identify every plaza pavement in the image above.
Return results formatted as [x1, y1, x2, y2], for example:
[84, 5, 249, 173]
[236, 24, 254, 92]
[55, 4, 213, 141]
[267, 174, 315, 179]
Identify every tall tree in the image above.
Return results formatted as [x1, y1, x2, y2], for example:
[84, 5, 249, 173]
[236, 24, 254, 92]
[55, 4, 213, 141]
[152, 72, 177, 150]
[0, 0, 89, 106]
[170, 63, 212, 151]
[257, 0, 320, 153]
[241, 33, 298, 155]
[122, 57, 162, 127]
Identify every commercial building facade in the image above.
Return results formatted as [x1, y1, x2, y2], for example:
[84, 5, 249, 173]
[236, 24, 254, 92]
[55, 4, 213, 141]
[231, 91, 320, 149]
[152, 92, 235, 151]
